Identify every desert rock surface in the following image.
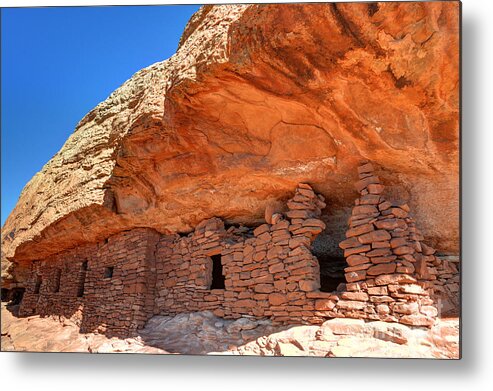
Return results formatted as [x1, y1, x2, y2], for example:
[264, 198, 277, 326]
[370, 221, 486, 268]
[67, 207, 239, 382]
[2, 3, 459, 288]
[1, 304, 459, 358]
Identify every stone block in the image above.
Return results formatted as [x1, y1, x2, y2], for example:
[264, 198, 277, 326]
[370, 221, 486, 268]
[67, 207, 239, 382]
[340, 291, 369, 301]
[254, 284, 274, 293]
[344, 245, 371, 257]
[345, 270, 366, 283]
[315, 299, 336, 311]
[346, 223, 374, 238]
[346, 254, 369, 266]
[367, 263, 396, 276]
[299, 280, 320, 292]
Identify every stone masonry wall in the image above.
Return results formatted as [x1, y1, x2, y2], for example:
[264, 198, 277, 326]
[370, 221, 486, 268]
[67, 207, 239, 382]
[337, 162, 440, 327]
[17, 164, 458, 334]
[153, 185, 333, 325]
[19, 228, 159, 337]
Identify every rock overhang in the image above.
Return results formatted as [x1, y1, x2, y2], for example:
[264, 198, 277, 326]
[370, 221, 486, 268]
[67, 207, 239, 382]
[1, 3, 459, 283]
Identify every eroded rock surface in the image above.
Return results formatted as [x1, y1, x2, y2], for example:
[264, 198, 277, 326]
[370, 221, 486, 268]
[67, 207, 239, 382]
[1, 305, 459, 358]
[1, 3, 459, 285]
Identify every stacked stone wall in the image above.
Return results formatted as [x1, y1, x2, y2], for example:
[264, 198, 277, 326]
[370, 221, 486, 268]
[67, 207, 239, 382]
[153, 185, 332, 325]
[337, 162, 440, 326]
[19, 228, 159, 336]
[17, 163, 459, 334]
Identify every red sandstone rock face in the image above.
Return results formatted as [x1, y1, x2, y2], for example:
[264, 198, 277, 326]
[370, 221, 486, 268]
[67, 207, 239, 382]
[1, 3, 459, 283]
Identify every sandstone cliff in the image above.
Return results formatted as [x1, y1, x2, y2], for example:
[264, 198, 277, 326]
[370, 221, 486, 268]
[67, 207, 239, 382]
[1, 2, 459, 285]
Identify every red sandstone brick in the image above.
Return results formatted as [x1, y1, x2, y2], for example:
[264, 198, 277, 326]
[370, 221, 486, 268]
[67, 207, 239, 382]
[254, 284, 274, 293]
[345, 270, 366, 283]
[253, 251, 267, 262]
[366, 248, 391, 257]
[374, 219, 402, 230]
[346, 223, 374, 238]
[269, 293, 288, 306]
[339, 237, 360, 249]
[370, 255, 397, 264]
[359, 194, 381, 205]
[355, 176, 380, 192]
[346, 254, 369, 266]
[393, 246, 414, 255]
[344, 245, 371, 257]
[367, 183, 385, 194]
[357, 230, 391, 244]
[367, 262, 397, 276]
[341, 291, 369, 301]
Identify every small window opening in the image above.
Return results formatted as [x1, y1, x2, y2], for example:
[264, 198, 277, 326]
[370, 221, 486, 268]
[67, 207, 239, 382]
[77, 261, 88, 297]
[1, 288, 9, 302]
[34, 275, 42, 294]
[210, 254, 225, 289]
[318, 256, 348, 292]
[11, 288, 25, 305]
[54, 269, 62, 293]
[104, 266, 114, 279]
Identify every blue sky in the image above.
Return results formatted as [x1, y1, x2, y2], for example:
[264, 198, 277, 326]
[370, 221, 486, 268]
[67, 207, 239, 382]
[1, 5, 200, 226]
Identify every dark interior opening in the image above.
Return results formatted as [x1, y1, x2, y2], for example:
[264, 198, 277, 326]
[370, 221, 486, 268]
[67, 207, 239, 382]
[77, 261, 88, 297]
[1, 288, 9, 302]
[210, 254, 225, 289]
[104, 266, 114, 279]
[317, 255, 348, 293]
[54, 268, 62, 293]
[34, 275, 42, 294]
[11, 288, 25, 305]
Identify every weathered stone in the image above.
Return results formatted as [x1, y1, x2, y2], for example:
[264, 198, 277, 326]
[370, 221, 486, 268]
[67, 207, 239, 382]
[421, 243, 436, 256]
[345, 224, 374, 238]
[372, 241, 391, 249]
[339, 237, 360, 249]
[352, 205, 379, 216]
[336, 300, 366, 310]
[359, 194, 381, 205]
[370, 255, 397, 264]
[322, 318, 365, 335]
[299, 280, 320, 292]
[367, 184, 385, 195]
[346, 254, 370, 267]
[399, 314, 434, 327]
[344, 245, 371, 257]
[269, 293, 288, 306]
[374, 274, 417, 286]
[366, 248, 391, 257]
[344, 263, 371, 272]
[314, 299, 336, 311]
[355, 176, 380, 193]
[367, 286, 388, 295]
[357, 230, 391, 244]
[253, 224, 270, 237]
[393, 246, 414, 255]
[357, 163, 374, 175]
[392, 302, 419, 315]
[367, 263, 397, 276]
[374, 219, 406, 230]
[345, 270, 366, 283]
[341, 292, 369, 301]
[254, 284, 274, 294]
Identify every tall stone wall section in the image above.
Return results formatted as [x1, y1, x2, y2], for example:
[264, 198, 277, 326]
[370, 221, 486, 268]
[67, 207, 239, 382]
[337, 162, 440, 326]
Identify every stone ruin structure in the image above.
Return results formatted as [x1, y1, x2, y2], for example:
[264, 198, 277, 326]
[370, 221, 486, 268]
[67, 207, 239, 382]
[13, 162, 458, 337]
